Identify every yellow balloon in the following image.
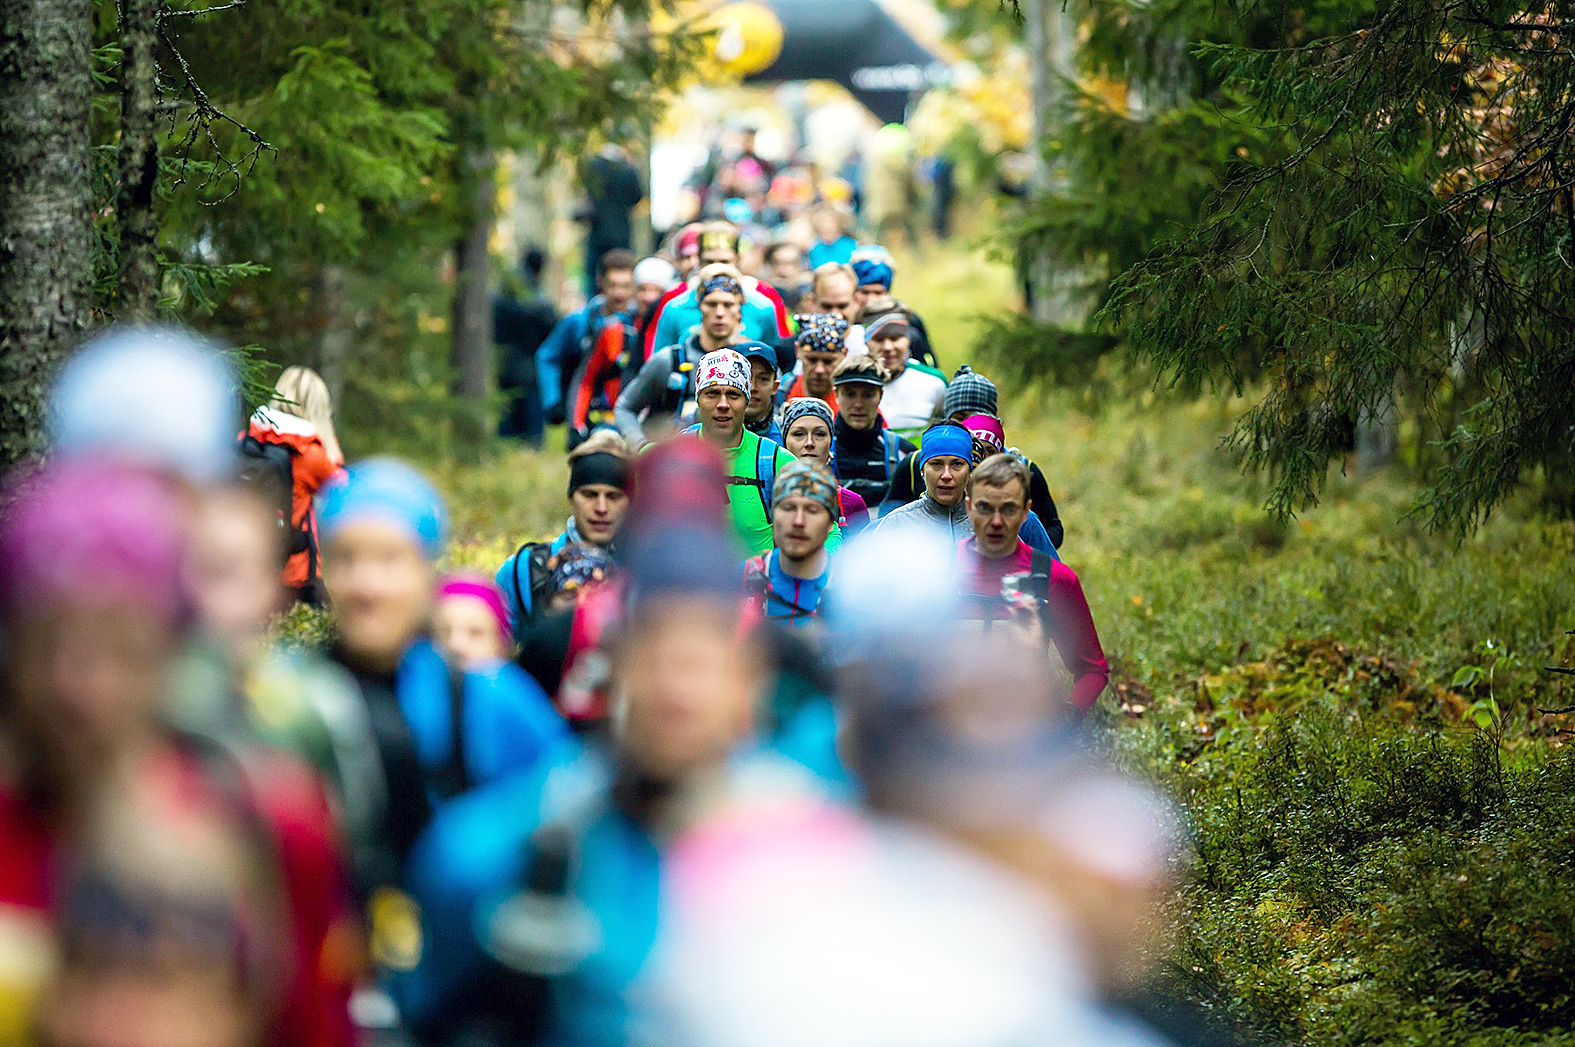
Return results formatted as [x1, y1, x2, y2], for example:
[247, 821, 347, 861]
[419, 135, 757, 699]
[706, 1, 784, 77]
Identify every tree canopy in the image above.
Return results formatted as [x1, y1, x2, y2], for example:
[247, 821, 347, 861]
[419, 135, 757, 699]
[995, 0, 1575, 533]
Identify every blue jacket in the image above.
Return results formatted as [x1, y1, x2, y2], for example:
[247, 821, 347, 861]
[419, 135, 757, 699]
[1019, 510, 1060, 560]
[538, 297, 628, 416]
[647, 280, 783, 357]
[396, 639, 570, 804]
[396, 742, 659, 1047]
[495, 521, 580, 640]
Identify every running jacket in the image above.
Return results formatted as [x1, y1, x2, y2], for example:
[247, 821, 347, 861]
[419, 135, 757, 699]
[642, 275, 791, 359]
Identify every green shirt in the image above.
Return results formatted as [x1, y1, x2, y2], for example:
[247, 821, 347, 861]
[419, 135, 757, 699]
[724, 430, 842, 556]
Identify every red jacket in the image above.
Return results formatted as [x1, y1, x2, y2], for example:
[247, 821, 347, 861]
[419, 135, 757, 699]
[247, 408, 345, 590]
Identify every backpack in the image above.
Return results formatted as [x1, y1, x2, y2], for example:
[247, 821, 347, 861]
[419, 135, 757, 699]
[880, 429, 902, 483]
[508, 541, 558, 629]
[237, 434, 313, 566]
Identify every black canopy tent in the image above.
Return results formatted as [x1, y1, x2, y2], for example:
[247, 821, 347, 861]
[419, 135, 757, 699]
[736, 0, 949, 124]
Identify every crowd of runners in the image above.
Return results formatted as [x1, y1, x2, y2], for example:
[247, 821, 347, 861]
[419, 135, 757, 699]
[0, 214, 1222, 1047]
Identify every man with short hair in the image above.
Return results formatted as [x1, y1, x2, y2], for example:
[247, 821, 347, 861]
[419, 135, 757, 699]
[811, 262, 858, 323]
[957, 454, 1107, 712]
[734, 341, 783, 443]
[690, 349, 803, 556]
[784, 314, 848, 409]
[763, 240, 807, 307]
[566, 256, 680, 448]
[872, 422, 975, 540]
[831, 355, 913, 509]
[860, 301, 947, 439]
[614, 264, 746, 444]
[642, 222, 790, 357]
[496, 432, 631, 639]
[742, 460, 839, 626]
[850, 246, 935, 365]
[537, 249, 637, 425]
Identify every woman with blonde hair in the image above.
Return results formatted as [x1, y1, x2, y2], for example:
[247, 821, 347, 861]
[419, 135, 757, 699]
[243, 366, 345, 602]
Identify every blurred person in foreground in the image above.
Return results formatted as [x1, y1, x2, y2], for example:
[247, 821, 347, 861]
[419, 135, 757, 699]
[631, 531, 1100, 1047]
[0, 461, 355, 1047]
[396, 441, 796, 1047]
[311, 460, 568, 1042]
[36, 761, 289, 1047]
[48, 325, 238, 489]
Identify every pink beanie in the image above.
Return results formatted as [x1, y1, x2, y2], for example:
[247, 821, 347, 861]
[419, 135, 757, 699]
[0, 460, 187, 625]
[962, 414, 1006, 456]
[437, 574, 512, 644]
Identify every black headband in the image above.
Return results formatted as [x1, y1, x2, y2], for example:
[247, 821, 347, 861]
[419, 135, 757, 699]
[568, 452, 630, 497]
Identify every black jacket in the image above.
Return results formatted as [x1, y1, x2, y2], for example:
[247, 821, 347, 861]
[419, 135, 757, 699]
[833, 416, 915, 508]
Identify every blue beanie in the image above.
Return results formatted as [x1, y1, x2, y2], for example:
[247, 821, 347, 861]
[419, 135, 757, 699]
[851, 257, 894, 290]
[916, 424, 973, 470]
[316, 458, 447, 559]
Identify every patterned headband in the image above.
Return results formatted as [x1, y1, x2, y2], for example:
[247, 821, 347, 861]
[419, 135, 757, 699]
[700, 274, 743, 299]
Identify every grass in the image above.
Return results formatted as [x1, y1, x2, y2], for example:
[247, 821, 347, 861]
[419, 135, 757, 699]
[381, 233, 1575, 1046]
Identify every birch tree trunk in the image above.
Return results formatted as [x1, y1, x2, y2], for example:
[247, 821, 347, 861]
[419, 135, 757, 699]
[0, 0, 94, 469]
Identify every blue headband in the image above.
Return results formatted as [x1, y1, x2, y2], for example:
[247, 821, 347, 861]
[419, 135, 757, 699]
[852, 258, 893, 290]
[917, 425, 973, 470]
[317, 458, 448, 559]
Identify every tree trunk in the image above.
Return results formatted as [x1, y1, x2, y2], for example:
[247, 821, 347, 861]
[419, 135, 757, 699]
[1023, 0, 1095, 329]
[0, 0, 94, 470]
[310, 264, 352, 408]
[116, 0, 162, 320]
[451, 151, 494, 403]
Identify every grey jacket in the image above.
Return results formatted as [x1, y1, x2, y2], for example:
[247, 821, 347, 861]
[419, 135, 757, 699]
[873, 494, 974, 542]
[613, 330, 708, 444]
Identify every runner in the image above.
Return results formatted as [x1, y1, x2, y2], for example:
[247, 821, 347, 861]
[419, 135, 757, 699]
[496, 430, 631, 638]
[885, 365, 1065, 548]
[830, 355, 913, 509]
[398, 492, 768, 1047]
[735, 339, 784, 443]
[642, 221, 791, 357]
[741, 460, 840, 626]
[872, 422, 975, 540]
[538, 249, 636, 426]
[850, 245, 936, 365]
[780, 397, 869, 529]
[860, 300, 947, 438]
[784, 313, 849, 409]
[566, 255, 679, 447]
[688, 348, 803, 556]
[955, 454, 1107, 712]
[315, 458, 567, 887]
[615, 263, 746, 444]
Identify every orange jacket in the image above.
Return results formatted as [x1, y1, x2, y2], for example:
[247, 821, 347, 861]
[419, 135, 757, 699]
[246, 408, 344, 589]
